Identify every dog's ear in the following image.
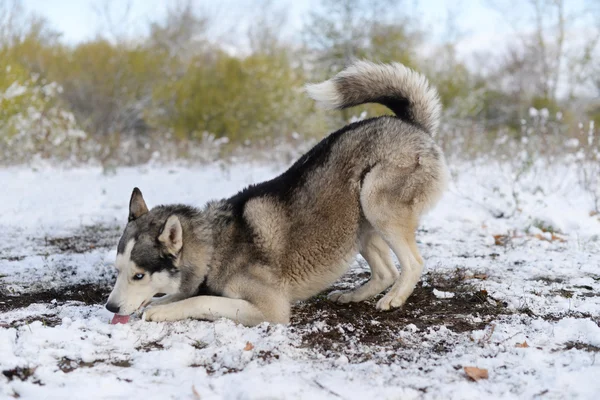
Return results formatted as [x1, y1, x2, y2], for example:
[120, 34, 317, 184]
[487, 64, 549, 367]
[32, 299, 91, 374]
[158, 215, 183, 256]
[128, 187, 148, 221]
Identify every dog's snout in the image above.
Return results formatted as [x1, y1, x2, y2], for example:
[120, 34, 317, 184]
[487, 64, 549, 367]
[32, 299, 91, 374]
[105, 302, 120, 313]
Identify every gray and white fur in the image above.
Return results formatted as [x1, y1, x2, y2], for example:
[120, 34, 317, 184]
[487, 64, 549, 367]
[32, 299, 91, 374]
[105, 60, 449, 326]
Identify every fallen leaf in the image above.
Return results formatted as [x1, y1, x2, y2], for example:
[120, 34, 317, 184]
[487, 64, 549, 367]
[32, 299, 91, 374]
[515, 341, 529, 348]
[473, 273, 488, 280]
[493, 234, 509, 246]
[244, 341, 254, 351]
[534, 233, 566, 243]
[464, 366, 489, 381]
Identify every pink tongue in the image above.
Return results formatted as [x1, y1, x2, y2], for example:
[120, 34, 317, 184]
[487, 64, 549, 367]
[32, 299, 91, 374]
[111, 314, 130, 324]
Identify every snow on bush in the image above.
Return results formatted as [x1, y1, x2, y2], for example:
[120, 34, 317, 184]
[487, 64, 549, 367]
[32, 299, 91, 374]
[0, 63, 86, 163]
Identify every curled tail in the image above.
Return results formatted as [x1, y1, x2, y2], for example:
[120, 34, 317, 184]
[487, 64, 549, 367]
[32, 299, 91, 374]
[305, 60, 442, 135]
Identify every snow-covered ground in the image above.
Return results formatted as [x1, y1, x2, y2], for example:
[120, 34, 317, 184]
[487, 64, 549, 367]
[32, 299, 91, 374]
[1, 159, 599, 399]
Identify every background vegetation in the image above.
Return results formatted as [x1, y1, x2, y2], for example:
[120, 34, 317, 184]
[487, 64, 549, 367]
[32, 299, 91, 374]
[0, 0, 598, 166]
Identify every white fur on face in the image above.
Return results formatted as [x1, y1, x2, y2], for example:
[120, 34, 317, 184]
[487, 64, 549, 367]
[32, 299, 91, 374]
[107, 239, 180, 315]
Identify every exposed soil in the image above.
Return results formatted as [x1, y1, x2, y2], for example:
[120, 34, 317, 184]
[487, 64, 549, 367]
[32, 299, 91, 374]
[290, 270, 511, 358]
[57, 357, 132, 373]
[0, 284, 110, 313]
[136, 341, 166, 352]
[2, 367, 38, 382]
[0, 223, 121, 262]
[4, 314, 63, 328]
[41, 224, 122, 254]
[0, 256, 25, 262]
[563, 341, 600, 352]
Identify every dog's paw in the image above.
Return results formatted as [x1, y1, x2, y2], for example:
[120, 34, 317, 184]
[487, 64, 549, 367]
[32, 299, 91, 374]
[376, 292, 406, 311]
[143, 304, 185, 322]
[327, 290, 354, 304]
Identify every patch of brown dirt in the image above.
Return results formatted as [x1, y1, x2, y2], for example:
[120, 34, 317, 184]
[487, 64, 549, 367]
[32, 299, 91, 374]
[136, 341, 165, 352]
[6, 315, 62, 328]
[0, 284, 110, 313]
[290, 270, 511, 356]
[1, 224, 121, 262]
[2, 367, 38, 382]
[42, 225, 121, 254]
[57, 357, 132, 373]
[563, 341, 600, 352]
[0, 256, 25, 262]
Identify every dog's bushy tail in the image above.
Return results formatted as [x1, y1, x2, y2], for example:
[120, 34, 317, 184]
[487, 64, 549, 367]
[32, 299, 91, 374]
[305, 60, 441, 135]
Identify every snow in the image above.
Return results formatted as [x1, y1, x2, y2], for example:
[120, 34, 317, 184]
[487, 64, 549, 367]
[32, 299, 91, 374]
[1, 159, 599, 399]
[433, 289, 455, 299]
[2, 82, 27, 100]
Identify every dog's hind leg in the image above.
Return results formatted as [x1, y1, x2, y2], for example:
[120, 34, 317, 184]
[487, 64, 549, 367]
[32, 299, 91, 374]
[375, 225, 424, 310]
[359, 163, 428, 310]
[328, 230, 398, 303]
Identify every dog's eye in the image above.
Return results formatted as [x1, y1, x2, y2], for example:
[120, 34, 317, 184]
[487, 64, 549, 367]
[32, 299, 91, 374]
[133, 273, 145, 281]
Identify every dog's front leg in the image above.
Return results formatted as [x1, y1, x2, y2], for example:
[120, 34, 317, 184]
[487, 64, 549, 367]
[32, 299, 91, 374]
[142, 296, 269, 326]
[134, 293, 190, 318]
[147, 293, 189, 307]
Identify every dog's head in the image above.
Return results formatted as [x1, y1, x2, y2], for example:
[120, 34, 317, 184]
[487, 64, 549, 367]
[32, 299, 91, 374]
[105, 188, 183, 316]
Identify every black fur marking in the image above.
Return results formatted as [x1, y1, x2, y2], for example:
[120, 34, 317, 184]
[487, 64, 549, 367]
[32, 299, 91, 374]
[227, 118, 378, 218]
[116, 227, 136, 254]
[374, 95, 426, 133]
[196, 276, 221, 297]
[359, 163, 376, 187]
[131, 247, 179, 275]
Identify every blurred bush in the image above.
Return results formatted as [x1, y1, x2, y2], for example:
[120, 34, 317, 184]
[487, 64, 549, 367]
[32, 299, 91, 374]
[0, 0, 597, 165]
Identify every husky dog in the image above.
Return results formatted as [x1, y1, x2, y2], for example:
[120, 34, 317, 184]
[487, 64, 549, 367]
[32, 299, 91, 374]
[105, 61, 449, 326]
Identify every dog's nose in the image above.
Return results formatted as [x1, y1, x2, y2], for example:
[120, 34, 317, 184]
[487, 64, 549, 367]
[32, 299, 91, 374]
[105, 302, 120, 313]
